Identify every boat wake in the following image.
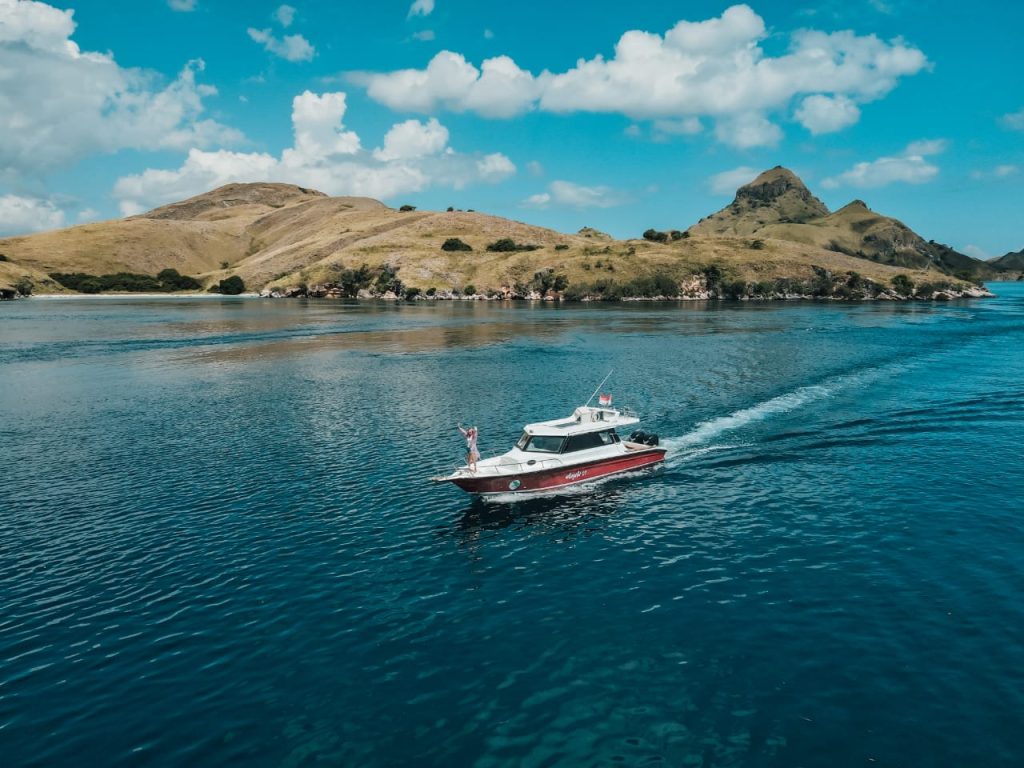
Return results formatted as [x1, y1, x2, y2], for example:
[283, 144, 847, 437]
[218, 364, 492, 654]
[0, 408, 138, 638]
[661, 357, 918, 465]
[664, 385, 830, 454]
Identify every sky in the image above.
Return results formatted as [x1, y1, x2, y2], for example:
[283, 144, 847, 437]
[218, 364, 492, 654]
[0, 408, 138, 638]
[0, 0, 1022, 258]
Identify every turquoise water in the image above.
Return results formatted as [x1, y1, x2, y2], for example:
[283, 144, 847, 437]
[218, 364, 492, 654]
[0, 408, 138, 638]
[2, 287, 1024, 767]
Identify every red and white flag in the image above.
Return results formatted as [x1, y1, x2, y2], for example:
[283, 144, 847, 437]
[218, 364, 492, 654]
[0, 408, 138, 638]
[598, 393, 613, 406]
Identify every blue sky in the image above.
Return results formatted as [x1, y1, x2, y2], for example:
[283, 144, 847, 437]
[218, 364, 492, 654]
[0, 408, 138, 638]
[1, 0, 1022, 258]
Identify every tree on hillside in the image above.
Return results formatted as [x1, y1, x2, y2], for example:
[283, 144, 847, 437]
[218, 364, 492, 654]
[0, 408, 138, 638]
[892, 274, 914, 295]
[216, 276, 246, 295]
[441, 238, 473, 252]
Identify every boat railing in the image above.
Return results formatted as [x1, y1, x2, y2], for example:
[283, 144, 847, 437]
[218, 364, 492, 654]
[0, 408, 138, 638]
[451, 456, 565, 477]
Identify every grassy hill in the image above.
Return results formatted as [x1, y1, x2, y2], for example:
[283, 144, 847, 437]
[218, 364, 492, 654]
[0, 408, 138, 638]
[689, 167, 988, 279]
[989, 248, 1024, 273]
[0, 175, 993, 300]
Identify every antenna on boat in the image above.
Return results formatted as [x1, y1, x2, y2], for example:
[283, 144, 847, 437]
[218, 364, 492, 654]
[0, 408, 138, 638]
[584, 369, 614, 407]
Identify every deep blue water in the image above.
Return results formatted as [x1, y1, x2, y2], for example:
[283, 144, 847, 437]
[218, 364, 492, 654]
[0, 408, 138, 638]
[2, 286, 1024, 767]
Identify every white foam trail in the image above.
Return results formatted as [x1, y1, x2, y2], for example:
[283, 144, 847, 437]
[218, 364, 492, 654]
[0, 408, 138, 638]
[661, 357, 919, 461]
[664, 385, 831, 453]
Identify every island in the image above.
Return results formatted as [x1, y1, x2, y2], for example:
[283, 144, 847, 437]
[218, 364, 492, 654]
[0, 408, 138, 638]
[0, 167, 1007, 301]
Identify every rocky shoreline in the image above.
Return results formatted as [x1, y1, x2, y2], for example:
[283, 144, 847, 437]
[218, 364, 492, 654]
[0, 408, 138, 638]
[258, 281, 994, 303]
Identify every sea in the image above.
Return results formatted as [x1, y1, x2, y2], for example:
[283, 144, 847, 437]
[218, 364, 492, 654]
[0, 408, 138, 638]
[2, 285, 1024, 767]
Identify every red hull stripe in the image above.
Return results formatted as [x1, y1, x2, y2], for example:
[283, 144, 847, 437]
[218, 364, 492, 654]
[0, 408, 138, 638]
[448, 448, 667, 495]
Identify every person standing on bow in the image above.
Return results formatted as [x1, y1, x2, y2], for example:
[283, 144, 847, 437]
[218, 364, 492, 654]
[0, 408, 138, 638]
[457, 424, 480, 472]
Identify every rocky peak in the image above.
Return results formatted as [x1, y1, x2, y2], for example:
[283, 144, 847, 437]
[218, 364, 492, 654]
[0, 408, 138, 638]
[733, 166, 829, 220]
[838, 199, 870, 212]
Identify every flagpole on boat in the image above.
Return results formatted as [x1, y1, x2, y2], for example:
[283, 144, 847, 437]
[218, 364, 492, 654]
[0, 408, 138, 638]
[584, 369, 614, 407]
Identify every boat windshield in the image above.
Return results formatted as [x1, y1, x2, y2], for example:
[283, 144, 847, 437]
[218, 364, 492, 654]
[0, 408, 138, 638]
[515, 433, 565, 453]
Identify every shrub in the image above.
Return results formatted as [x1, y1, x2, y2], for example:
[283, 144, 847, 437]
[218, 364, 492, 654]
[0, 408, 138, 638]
[643, 229, 669, 243]
[555, 244, 569, 251]
[463, 284, 476, 295]
[669, 230, 686, 241]
[404, 287, 422, 300]
[724, 280, 748, 299]
[425, 287, 437, 297]
[220, 260, 230, 270]
[216, 276, 246, 295]
[750, 239, 766, 250]
[527, 269, 568, 294]
[399, 204, 416, 212]
[14, 277, 33, 296]
[50, 270, 203, 293]
[0, 254, 7, 261]
[157, 268, 202, 291]
[485, 238, 539, 252]
[374, 264, 402, 296]
[891, 274, 914, 295]
[338, 264, 373, 297]
[446, 207, 454, 212]
[701, 264, 725, 293]
[441, 238, 473, 252]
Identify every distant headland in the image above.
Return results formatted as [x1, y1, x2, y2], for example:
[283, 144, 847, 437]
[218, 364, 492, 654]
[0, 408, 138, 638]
[0, 167, 1012, 302]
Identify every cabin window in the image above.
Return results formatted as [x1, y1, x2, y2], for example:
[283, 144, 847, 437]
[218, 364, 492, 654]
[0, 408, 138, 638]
[516, 433, 565, 453]
[563, 429, 617, 452]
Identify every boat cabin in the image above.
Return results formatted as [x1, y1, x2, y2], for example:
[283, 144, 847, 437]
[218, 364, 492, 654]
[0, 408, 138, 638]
[515, 406, 640, 455]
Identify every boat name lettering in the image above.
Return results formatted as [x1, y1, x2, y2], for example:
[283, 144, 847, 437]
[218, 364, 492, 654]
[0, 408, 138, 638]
[565, 470, 588, 481]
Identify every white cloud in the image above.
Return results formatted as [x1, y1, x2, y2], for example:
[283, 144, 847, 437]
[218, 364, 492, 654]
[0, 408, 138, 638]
[288, 91, 362, 161]
[653, 117, 703, 136]
[823, 139, 946, 189]
[0, 1, 241, 180]
[0, 194, 65, 235]
[483, 29, 494, 40]
[168, 0, 196, 11]
[248, 27, 315, 62]
[905, 138, 948, 156]
[961, 244, 990, 260]
[357, 51, 540, 119]
[1001, 108, 1024, 131]
[526, 160, 544, 177]
[972, 164, 1019, 180]
[113, 90, 515, 213]
[708, 165, 759, 195]
[713, 112, 782, 148]
[408, 0, 434, 18]
[274, 4, 296, 27]
[356, 4, 928, 147]
[795, 94, 861, 134]
[373, 118, 448, 161]
[413, 30, 435, 41]
[77, 207, 100, 222]
[521, 180, 623, 209]
[476, 153, 516, 181]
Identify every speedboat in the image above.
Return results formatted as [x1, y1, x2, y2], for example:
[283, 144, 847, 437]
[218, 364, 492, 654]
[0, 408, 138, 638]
[432, 403, 666, 496]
